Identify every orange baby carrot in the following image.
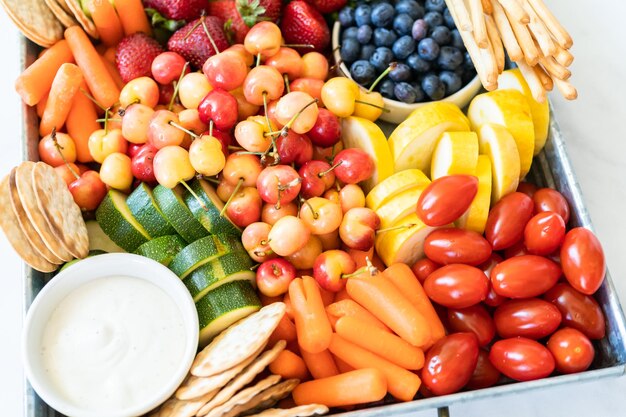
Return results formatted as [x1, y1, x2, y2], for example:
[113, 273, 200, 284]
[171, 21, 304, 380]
[318, 285, 334, 307]
[100, 54, 125, 90]
[334, 287, 351, 302]
[326, 299, 392, 333]
[300, 349, 339, 379]
[66, 82, 98, 163]
[292, 368, 387, 407]
[103, 46, 117, 65]
[65, 26, 120, 109]
[39, 63, 84, 136]
[383, 263, 446, 347]
[87, 0, 124, 47]
[289, 276, 333, 354]
[268, 314, 297, 347]
[333, 355, 355, 374]
[36, 93, 48, 118]
[336, 316, 425, 370]
[268, 349, 309, 381]
[283, 292, 294, 320]
[346, 274, 432, 348]
[114, 0, 152, 36]
[15, 39, 74, 106]
[328, 334, 421, 402]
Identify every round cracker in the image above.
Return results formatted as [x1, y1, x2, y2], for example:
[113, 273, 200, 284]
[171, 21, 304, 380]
[0, 0, 63, 46]
[0, 175, 57, 272]
[15, 162, 73, 262]
[158, 389, 218, 417]
[63, 0, 99, 38]
[201, 375, 283, 417]
[247, 404, 330, 417]
[44, 0, 77, 28]
[219, 379, 300, 417]
[32, 162, 89, 259]
[55, 0, 71, 14]
[196, 340, 288, 416]
[192, 303, 287, 377]
[8, 168, 62, 264]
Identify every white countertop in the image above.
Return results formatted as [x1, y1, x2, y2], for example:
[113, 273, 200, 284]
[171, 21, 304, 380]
[1, 1, 625, 416]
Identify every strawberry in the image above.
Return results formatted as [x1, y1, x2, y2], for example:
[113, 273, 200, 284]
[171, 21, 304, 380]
[116, 33, 164, 83]
[280, 1, 330, 52]
[143, 0, 209, 21]
[305, 0, 347, 14]
[208, 0, 282, 44]
[167, 16, 230, 69]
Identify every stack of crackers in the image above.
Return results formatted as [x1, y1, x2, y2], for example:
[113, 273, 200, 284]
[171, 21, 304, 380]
[0, 0, 97, 47]
[153, 303, 329, 417]
[0, 161, 89, 272]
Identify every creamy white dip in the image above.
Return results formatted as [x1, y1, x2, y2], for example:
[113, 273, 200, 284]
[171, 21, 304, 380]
[40, 275, 187, 414]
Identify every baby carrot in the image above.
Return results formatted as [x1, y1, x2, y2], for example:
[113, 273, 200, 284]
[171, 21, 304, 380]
[114, 0, 152, 36]
[87, 0, 124, 47]
[292, 368, 387, 407]
[36, 93, 48, 118]
[318, 285, 334, 307]
[326, 299, 392, 333]
[336, 316, 425, 370]
[65, 26, 120, 109]
[383, 263, 446, 347]
[347, 247, 374, 268]
[289, 277, 333, 354]
[100, 54, 125, 90]
[300, 349, 339, 379]
[283, 292, 294, 320]
[268, 349, 309, 381]
[102, 46, 117, 65]
[268, 314, 297, 347]
[15, 39, 74, 106]
[333, 355, 355, 374]
[39, 63, 84, 136]
[66, 82, 98, 163]
[329, 334, 421, 402]
[346, 274, 432, 348]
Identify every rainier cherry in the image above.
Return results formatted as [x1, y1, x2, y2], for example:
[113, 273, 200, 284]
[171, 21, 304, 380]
[299, 160, 336, 199]
[198, 89, 238, 131]
[299, 197, 343, 235]
[100, 152, 133, 190]
[151, 52, 189, 85]
[88, 129, 128, 164]
[290, 78, 324, 103]
[189, 135, 226, 176]
[261, 202, 299, 225]
[178, 109, 209, 135]
[268, 215, 311, 256]
[153, 145, 195, 188]
[275, 91, 319, 134]
[131, 144, 158, 184]
[332, 148, 375, 184]
[225, 186, 262, 228]
[119, 76, 159, 109]
[242, 222, 276, 263]
[203, 50, 249, 91]
[339, 184, 366, 212]
[321, 77, 360, 118]
[307, 108, 341, 147]
[339, 207, 381, 251]
[244, 21, 282, 59]
[285, 235, 323, 270]
[178, 72, 213, 109]
[122, 104, 154, 144]
[243, 66, 285, 106]
[256, 165, 302, 207]
[226, 44, 254, 66]
[68, 170, 108, 211]
[256, 258, 297, 297]
[301, 52, 329, 80]
[276, 130, 313, 166]
[147, 110, 185, 149]
[39, 132, 76, 167]
[313, 250, 357, 292]
[231, 87, 260, 121]
[222, 153, 262, 187]
[235, 118, 272, 153]
[265, 47, 303, 80]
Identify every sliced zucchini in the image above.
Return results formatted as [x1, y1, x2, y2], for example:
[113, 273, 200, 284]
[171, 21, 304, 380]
[134, 235, 187, 266]
[168, 234, 245, 279]
[95, 190, 150, 252]
[127, 183, 176, 237]
[153, 185, 209, 243]
[85, 220, 125, 253]
[184, 179, 241, 236]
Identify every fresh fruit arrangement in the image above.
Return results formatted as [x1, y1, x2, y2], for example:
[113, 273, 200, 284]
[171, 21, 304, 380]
[0, 0, 612, 416]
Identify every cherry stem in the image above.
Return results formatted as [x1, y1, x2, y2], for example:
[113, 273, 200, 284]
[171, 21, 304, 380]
[256, 52, 262, 67]
[272, 263, 281, 276]
[342, 258, 379, 279]
[376, 223, 417, 234]
[200, 16, 220, 55]
[283, 43, 315, 49]
[168, 120, 199, 139]
[228, 145, 245, 151]
[169, 62, 190, 111]
[180, 180, 208, 212]
[254, 246, 273, 258]
[95, 118, 122, 123]
[261, 92, 280, 166]
[329, 59, 343, 73]
[197, 174, 220, 184]
[220, 178, 243, 217]
[51, 128, 80, 180]
[280, 98, 318, 134]
[354, 99, 390, 112]
[80, 88, 106, 111]
[318, 160, 342, 178]
[368, 62, 397, 93]
[300, 197, 318, 220]
[209, 120, 214, 137]
[262, 92, 273, 133]
[284, 74, 291, 94]
[250, 264, 260, 271]
[104, 107, 111, 134]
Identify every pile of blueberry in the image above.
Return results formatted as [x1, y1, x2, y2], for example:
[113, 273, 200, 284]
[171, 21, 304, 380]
[338, 0, 477, 103]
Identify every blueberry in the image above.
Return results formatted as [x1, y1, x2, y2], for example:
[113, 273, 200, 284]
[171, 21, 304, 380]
[355, 4, 372, 26]
[378, 79, 396, 99]
[443, 8, 456, 29]
[425, 0, 446, 13]
[360, 44, 376, 60]
[451, 29, 465, 51]
[357, 25, 373, 44]
[340, 38, 361, 64]
[412, 82, 426, 102]
[421, 74, 445, 100]
[417, 38, 440, 61]
[371, 3, 395, 27]
[439, 71, 463, 95]
[369, 47, 394, 72]
[462, 51, 475, 71]
[406, 53, 431, 73]
[342, 27, 359, 41]
[424, 11, 443, 27]
[392, 35, 416, 60]
[373, 28, 397, 47]
[411, 19, 429, 41]
[394, 82, 418, 103]
[430, 25, 451, 45]
[437, 46, 463, 70]
[463, 68, 478, 84]
[395, 0, 424, 19]
[393, 14, 414, 36]
[338, 6, 355, 27]
[389, 63, 412, 82]
[350, 60, 377, 86]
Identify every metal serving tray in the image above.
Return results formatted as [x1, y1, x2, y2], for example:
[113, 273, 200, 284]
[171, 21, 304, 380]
[19, 36, 626, 417]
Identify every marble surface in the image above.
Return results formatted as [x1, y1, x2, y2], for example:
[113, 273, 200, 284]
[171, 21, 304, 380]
[1, 1, 625, 416]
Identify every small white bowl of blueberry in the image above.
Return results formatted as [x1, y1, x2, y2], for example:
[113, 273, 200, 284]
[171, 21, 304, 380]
[332, 0, 482, 124]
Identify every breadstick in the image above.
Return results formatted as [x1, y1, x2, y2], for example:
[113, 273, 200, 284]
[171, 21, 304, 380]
[553, 78, 577, 100]
[485, 15, 505, 72]
[490, 0, 523, 61]
[469, 0, 489, 48]
[448, 0, 473, 31]
[496, 0, 529, 23]
[515, 60, 546, 103]
[553, 43, 574, 67]
[481, 0, 493, 14]
[527, 0, 572, 48]
[504, 6, 540, 65]
[533, 64, 553, 91]
[538, 55, 571, 80]
[522, 0, 556, 56]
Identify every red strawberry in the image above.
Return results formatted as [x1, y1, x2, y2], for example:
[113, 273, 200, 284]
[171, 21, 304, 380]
[116, 33, 164, 83]
[208, 0, 281, 44]
[167, 16, 230, 69]
[305, 0, 347, 14]
[143, 0, 209, 21]
[280, 1, 330, 52]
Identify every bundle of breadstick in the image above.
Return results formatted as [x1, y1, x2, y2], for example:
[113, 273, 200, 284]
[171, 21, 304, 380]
[445, 0, 576, 102]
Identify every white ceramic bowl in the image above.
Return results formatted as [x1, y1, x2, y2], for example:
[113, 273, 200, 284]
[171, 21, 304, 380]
[331, 22, 482, 124]
[23, 253, 199, 417]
